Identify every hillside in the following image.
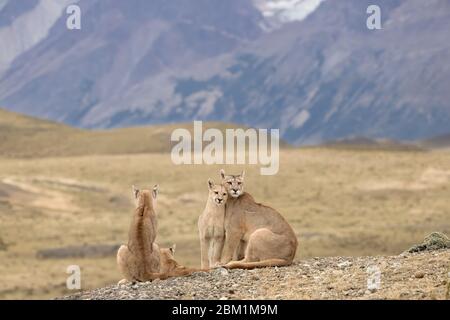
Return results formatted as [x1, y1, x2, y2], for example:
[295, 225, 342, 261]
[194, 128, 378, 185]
[320, 137, 424, 152]
[61, 249, 450, 300]
[420, 134, 450, 150]
[0, 108, 269, 158]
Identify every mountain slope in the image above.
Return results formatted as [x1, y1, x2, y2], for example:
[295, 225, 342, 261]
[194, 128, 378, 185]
[420, 134, 450, 149]
[0, 0, 263, 124]
[0, 108, 258, 158]
[1, 0, 450, 145]
[163, 0, 450, 145]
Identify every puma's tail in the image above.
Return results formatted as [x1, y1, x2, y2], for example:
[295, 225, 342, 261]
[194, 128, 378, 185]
[224, 259, 291, 270]
[144, 267, 208, 281]
[168, 266, 208, 277]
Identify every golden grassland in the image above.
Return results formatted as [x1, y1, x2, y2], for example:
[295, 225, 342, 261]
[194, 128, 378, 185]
[0, 108, 269, 158]
[0, 108, 450, 299]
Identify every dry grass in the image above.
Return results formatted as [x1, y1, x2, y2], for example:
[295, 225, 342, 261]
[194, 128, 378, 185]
[0, 108, 268, 158]
[1, 148, 450, 299]
[1, 108, 450, 299]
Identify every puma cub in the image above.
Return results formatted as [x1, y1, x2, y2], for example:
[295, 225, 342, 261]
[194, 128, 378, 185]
[160, 245, 202, 276]
[198, 179, 228, 269]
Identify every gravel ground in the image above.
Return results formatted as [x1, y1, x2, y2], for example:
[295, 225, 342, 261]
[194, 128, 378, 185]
[60, 250, 449, 300]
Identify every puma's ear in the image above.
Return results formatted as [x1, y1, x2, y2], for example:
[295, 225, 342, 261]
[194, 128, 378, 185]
[132, 185, 140, 199]
[152, 184, 159, 199]
[240, 170, 245, 179]
[208, 178, 214, 190]
[220, 169, 226, 179]
[170, 244, 176, 256]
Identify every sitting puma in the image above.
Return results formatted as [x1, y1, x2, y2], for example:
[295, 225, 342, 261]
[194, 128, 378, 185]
[117, 185, 165, 282]
[219, 170, 298, 269]
[117, 185, 202, 283]
[198, 179, 228, 269]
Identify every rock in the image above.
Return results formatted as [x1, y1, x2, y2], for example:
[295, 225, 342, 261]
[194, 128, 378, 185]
[414, 272, 425, 279]
[364, 288, 377, 294]
[216, 267, 229, 276]
[57, 250, 450, 300]
[367, 287, 378, 293]
[337, 261, 352, 269]
[406, 232, 450, 253]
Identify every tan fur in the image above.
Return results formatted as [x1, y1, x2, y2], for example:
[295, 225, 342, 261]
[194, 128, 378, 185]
[160, 246, 204, 276]
[198, 179, 228, 269]
[117, 186, 166, 282]
[219, 170, 298, 269]
[117, 186, 203, 283]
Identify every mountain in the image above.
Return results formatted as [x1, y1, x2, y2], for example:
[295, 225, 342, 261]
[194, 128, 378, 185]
[0, 0, 450, 145]
[0, 0, 264, 124]
[163, 0, 450, 145]
[420, 133, 450, 149]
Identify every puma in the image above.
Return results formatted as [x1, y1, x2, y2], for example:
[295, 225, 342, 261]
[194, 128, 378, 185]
[117, 185, 163, 282]
[219, 170, 298, 269]
[117, 185, 201, 283]
[198, 179, 227, 269]
[159, 245, 203, 276]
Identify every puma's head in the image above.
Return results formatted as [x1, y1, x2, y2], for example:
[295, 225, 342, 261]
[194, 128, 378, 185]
[207, 178, 228, 205]
[220, 169, 245, 198]
[160, 244, 176, 260]
[159, 244, 178, 273]
[132, 184, 159, 216]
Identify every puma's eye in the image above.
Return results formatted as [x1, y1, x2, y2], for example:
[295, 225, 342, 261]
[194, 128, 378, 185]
[237, 182, 242, 185]
[228, 182, 232, 185]
[214, 191, 219, 194]
[223, 193, 227, 196]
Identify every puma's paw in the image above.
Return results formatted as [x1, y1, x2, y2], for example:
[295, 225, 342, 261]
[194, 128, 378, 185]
[211, 262, 225, 269]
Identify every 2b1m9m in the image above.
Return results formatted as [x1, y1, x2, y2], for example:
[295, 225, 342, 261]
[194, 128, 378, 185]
[216, 304, 278, 316]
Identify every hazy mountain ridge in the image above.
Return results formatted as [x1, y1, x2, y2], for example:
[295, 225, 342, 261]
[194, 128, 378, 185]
[1, 0, 450, 145]
[0, 0, 264, 123]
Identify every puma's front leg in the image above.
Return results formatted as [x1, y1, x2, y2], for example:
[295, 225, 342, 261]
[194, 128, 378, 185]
[211, 230, 225, 267]
[200, 235, 211, 269]
[117, 245, 134, 282]
[220, 232, 241, 264]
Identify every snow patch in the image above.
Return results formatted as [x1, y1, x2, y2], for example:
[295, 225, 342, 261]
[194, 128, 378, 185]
[253, 0, 324, 28]
[291, 109, 310, 128]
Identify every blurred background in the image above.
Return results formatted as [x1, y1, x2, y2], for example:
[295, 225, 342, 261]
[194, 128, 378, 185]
[0, 0, 449, 299]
